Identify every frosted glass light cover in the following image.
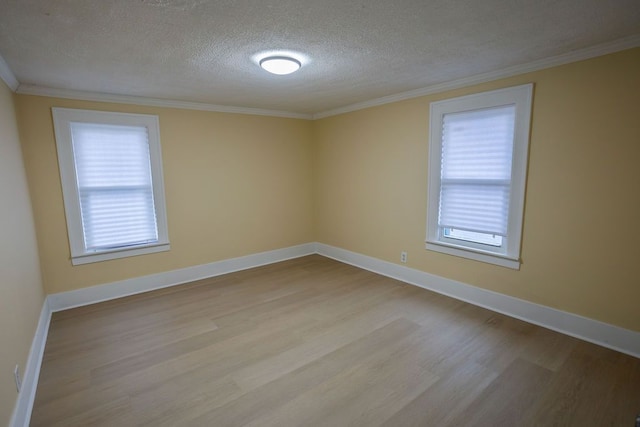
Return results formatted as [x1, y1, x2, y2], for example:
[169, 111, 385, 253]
[260, 57, 301, 75]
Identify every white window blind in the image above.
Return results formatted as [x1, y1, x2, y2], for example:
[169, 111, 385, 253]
[438, 105, 515, 237]
[70, 122, 159, 250]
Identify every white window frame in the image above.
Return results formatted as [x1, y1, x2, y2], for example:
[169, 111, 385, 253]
[53, 108, 170, 265]
[426, 84, 533, 269]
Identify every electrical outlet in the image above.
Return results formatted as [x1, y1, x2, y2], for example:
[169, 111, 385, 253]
[400, 251, 407, 263]
[14, 365, 21, 393]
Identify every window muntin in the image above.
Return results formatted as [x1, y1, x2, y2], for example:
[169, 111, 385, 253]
[53, 108, 169, 265]
[426, 84, 533, 269]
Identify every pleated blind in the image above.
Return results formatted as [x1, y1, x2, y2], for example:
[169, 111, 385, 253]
[70, 122, 159, 250]
[438, 105, 515, 236]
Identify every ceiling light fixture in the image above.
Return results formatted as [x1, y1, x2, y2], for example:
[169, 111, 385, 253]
[259, 56, 301, 75]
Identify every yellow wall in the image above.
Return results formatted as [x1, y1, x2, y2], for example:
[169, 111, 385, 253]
[0, 81, 45, 425]
[15, 96, 315, 294]
[313, 48, 640, 332]
[11, 48, 640, 337]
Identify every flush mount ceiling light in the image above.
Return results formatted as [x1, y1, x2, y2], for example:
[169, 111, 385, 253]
[259, 56, 301, 75]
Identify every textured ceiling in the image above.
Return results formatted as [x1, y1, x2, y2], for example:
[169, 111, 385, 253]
[0, 0, 639, 116]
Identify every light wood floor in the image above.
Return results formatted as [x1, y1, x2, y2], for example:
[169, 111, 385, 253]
[31, 255, 640, 426]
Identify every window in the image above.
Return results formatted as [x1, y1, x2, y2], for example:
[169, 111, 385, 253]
[53, 108, 169, 265]
[426, 84, 533, 269]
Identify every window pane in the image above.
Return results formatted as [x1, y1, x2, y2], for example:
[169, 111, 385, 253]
[438, 105, 515, 236]
[441, 105, 515, 180]
[70, 122, 159, 251]
[79, 188, 158, 249]
[439, 181, 510, 236]
[71, 123, 153, 187]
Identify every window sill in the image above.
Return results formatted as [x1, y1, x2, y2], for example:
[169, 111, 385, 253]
[425, 241, 520, 270]
[71, 242, 170, 265]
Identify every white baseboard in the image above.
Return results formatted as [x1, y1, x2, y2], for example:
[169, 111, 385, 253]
[10, 243, 315, 426]
[13, 241, 639, 427]
[315, 243, 640, 359]
[9, 298, 52, 427]
[48, 243, 316, 312]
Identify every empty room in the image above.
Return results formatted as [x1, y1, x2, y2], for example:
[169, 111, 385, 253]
[1, 0, 639, 426]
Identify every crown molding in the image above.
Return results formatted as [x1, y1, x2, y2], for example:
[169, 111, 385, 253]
[15, 85, 313, 120]
[312, 34, 640, 119]
[0, 52, 19, 91]
[8, 34, 639, 120]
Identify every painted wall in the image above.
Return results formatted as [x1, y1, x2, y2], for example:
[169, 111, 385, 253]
[313, 48, 640, 332]
[15, 96, 315, 294]
[10, 48, 640, 336]
[0, 81, 45, 425]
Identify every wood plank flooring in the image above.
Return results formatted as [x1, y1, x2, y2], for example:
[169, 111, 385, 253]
[30, 255, 640, 426]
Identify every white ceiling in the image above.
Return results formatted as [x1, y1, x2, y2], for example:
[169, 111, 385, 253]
[0, 0, 639, 117]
